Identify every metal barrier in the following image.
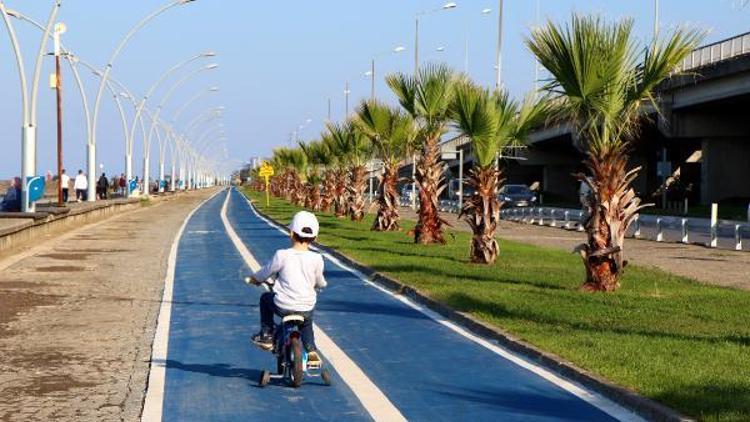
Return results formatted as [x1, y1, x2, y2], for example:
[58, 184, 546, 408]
[681, 31, 750, 71]
[494, 206, 749, 252]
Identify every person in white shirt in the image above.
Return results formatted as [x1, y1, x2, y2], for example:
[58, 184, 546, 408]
[248, 211, 327, 363]
[60, 169, 70, 203]
[74, 170, 88, 202]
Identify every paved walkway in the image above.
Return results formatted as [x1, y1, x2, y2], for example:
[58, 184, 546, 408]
[0, 189, 217, 421]
[145, 188, 643, 421]
[399, 207, 750, 291]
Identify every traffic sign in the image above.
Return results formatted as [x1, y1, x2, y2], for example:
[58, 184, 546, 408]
[259, 164, 274, 178]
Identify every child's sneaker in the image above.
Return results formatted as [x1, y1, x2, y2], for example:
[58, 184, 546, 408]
[307, 350, 321, 366]
[251, 331, 274, 350]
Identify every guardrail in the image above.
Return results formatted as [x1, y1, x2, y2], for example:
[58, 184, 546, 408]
[500, 206, 749, 252]
[681, 31, 750, 71]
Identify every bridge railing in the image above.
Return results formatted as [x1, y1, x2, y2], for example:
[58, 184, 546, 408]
[681, 31, 750, 71]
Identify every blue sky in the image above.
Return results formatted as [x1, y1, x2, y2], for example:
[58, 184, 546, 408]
[0, 0, 748, 178]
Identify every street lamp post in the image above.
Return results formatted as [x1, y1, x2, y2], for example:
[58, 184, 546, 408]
[495, 0, 504, 89]
[1, 1, 62, 212]
[53, 22, 66, 206]
[127, 52, 215, 195]
[90, 0, 197, 202]
[367, 46, 405, 99]
[142, 63, 218, 197]
[414, 2, 456, 75]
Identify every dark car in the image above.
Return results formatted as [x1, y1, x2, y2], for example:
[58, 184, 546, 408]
[448, 179, 476, 200]
[498, 184, 537, 207]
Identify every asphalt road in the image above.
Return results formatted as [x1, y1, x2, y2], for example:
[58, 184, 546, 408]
[142, 189, 644, 421]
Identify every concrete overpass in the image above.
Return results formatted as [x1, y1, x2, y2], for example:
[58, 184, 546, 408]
[453, 31, 750, 206]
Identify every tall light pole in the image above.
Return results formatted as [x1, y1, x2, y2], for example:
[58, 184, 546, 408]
[654, 0, 660, 39]
[90, 0, 197, 202]
[495, 0, 504, 89]
[367, 45, 405, 99]
[53, 22, 66, 206]
[127, 52, 215, 193]
[415, 2, 456, 75]
[142, 63, 218, 197]
[1, 1, 61, 211]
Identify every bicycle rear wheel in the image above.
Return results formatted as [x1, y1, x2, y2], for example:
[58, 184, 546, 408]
[290, 337, 304, 388]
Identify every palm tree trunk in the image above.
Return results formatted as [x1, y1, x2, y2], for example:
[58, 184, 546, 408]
[334, 169, 348, 218]
[577, 148, 647, 292]
[372, 165, 400, 231]
[321, 170, 335, 213]
[413, 134, 448, 244]
[460, 167, 501, 264]
[348, 165, 366, 222]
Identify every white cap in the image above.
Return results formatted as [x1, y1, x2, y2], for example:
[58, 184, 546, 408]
[289, 211, 319, 239]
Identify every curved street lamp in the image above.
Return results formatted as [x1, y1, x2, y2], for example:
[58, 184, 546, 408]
[141, 63, 218, 196]
[89, 0, 198, 201]
[1, 1, 62, 211]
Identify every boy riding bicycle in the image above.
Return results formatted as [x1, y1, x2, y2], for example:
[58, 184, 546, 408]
[247, 211, 327, 364]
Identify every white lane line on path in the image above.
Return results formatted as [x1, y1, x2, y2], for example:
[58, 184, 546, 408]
[220, 190, 407, 422]
[238, 189, 645, 422]
[141, 189, 225, 422]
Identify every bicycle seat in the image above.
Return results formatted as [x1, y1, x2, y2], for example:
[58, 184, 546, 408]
[281, 315, 306, 324]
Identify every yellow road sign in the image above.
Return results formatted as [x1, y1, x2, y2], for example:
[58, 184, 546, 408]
[259, 164, 274, 178]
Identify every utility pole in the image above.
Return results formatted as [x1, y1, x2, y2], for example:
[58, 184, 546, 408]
[495, 0, 504, 89]
[327, 98, 331, 121]
[53, 22, 66, 207]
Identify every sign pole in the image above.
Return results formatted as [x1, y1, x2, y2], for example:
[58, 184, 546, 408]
[265, 176, 270, 206]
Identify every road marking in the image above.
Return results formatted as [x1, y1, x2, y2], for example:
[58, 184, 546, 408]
[141, 189, 225, 422]
[220, 190, 407, 422]
[237, 189, 645, 422]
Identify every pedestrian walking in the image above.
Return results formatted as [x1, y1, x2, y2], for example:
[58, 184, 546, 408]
[118, 174, 127, 196]
[74, 170, 88, 202]
[98, 172, 109, 200]
[60, 169, 70, 203]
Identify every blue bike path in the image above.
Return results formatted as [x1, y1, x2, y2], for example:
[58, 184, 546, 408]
[160, 192, 369, 421]
[220, 189, 631, 421]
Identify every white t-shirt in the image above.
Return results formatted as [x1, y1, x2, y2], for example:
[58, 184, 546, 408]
[253, 248, 327, 312]
[74, 174, 88, 190]
[60, 174, 70, 189]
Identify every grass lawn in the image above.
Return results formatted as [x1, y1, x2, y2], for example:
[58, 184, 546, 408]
[245, 189, 750, 422]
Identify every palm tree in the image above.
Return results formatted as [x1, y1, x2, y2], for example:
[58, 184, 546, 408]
[354, 99, 417, 231]
[451, 82, 549, 264]
[326, 121, 371, 222]
[527, 15, 701, 291]
[387, 64, 458, 244]
[317, 135, 338, 213]
[272, 147, 307, 206]
[299, 141, 326, 210]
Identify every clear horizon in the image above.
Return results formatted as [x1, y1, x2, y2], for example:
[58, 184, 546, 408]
[0, 0, 747, 179]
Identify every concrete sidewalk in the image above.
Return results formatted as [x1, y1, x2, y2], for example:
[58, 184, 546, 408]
[399, 207, 750, 291]
[0, 188, 218, 421]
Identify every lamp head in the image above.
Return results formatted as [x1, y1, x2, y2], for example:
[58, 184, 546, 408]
[481, 8, 492, 15]
[203, 51, 217, 57]
[442, 2, 457, 10]
[393, 46, 406, 53]
[205, 63, 219, 69]
[209, 86, 220, 91]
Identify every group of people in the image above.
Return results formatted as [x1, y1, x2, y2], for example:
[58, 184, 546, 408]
[58, 169, 95, 202]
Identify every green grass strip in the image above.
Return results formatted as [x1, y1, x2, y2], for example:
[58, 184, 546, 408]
[246, 189, 750, 422]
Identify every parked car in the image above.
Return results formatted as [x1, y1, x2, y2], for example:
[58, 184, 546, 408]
[499, 184, 537, 207]
[400, 185, 419, 204]
[447, 179, 476, 200]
